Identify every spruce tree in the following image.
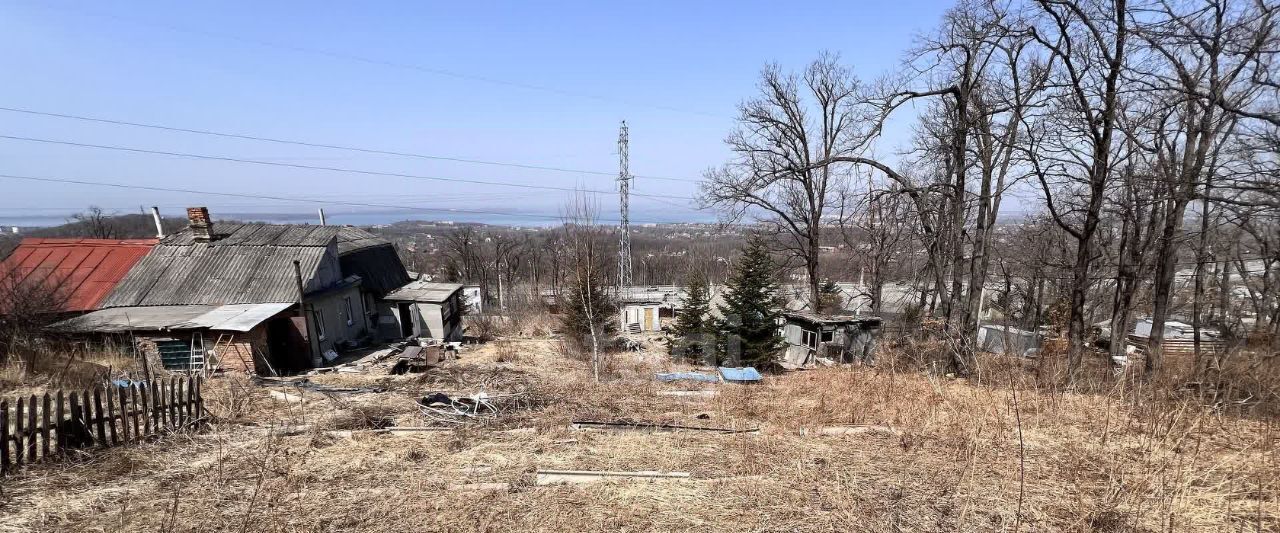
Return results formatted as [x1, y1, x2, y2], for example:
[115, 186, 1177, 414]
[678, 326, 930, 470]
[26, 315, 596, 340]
[716, 236, 785, 368]
[559, 261, 617, 353]
[667, 270, 713, 363]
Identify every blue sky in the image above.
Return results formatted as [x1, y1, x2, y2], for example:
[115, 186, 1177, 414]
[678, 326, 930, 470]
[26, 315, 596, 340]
[0, 1, 952, 227]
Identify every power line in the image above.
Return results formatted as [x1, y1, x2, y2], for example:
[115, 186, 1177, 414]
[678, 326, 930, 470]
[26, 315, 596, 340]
[0, 172, 695, 224]
[0, 106, 702, 183]
[0, 134, 698, 202]
[38, 6, 727, 119]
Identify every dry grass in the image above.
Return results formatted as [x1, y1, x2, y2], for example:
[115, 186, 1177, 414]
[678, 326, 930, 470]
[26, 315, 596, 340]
[0, 336, 1276, 532]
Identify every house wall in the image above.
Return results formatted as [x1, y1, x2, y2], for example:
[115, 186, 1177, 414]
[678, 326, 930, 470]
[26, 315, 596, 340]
[307, 284, 368, 356]
[621, 303, 662, 332]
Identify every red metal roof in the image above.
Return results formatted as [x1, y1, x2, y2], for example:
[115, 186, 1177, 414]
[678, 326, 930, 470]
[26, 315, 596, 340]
[1, 238, 158, 312]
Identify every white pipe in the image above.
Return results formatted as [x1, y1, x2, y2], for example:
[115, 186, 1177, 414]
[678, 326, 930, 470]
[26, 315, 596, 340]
[151, 206, 165, 239]
[318, 208, 327, 226]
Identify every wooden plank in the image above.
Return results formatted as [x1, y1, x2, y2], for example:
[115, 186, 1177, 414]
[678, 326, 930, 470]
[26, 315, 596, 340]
[93, 388, 107, 447]
[106, 387, 119, 445]
[176, 378, 186, 427]
[130, 385, 141, 440]
[14, 398, 24, 467]
[117, 386, 130, 443]
[81, 389, 93, 447]
[195, 378, 204, 423]
[1, 399, 9, 473]
[140, 385, 151, 436]
[152, 381, 162, 430]
[187, 377, 196, 423]
[169, 377, 178, 428]
[26, 395, 37, 462]
[55, 391, 65, 455]
[68, 393, 82, 449]
[41, 393, 51, 460]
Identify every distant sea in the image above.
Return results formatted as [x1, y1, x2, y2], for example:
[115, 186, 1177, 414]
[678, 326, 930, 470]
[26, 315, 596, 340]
[0, 209, 717, 229]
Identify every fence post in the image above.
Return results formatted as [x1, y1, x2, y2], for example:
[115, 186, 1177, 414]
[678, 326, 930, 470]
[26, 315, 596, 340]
[68, 392, 82, 448]
[14, 398, 24, 467]
[140, 385, 151, 436]
[55, 390, 65, 455]
[41, 393, 51, 460]
[169, 377, 178, 428]
[130, 385, 141, 440]
[26, 394, 37, 462]
[186, 377, 195, 424]
[195, 378, 204, 423]
[176, 378, 186, 427]
[117, 386, 129, 443]
[151, 381, 162, 431]
[1, 400, 9, 473]
[106, 387, 119, 445]
[80, 389, 93, 447]
[92, 388, 107, 448]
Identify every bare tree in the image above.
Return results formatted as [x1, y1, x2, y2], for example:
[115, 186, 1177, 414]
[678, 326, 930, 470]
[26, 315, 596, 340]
[702, 53, 866, 309]
[1022, 0, 1132, 377]
[69, 206, 118, 239]
[560, 193, 617, 382]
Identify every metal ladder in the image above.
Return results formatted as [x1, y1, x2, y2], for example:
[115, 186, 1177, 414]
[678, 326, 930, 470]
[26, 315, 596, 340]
[188, 332, 206, 372]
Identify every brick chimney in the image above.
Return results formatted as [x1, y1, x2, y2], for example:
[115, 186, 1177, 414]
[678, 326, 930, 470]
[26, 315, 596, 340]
[187, 207, 215, 242]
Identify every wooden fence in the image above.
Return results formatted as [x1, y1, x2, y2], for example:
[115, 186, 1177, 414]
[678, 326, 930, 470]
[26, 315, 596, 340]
[0, 376, 204, 474]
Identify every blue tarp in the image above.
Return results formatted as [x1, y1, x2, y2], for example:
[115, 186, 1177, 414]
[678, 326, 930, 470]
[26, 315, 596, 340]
[718, 366, 762, 383]
[655, 371, 720, 383]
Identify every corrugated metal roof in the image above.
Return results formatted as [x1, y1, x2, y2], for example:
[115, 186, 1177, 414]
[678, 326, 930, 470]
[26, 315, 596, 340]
[161, 223, 341, 247]
[52, 302, 293, 333]
[336, 227, 391, 255]
[0, 238, 158, 312]
[101, 244, 337, 307]
[173, 302, 295, 331]
[52, 305, 216, 332]
[339, 243, 410, 297]
[383, 280, 463, 303]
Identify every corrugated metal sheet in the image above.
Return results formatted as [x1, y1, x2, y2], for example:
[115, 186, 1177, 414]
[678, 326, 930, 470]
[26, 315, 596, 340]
[336, 227, 390, 255]
[52, 305, 216, 332]
[161, 223, 340, 247]
[101, 244, 338, 307]
[383, 281, 463, 303]
[101, 223, 344, 308]
[339, 244, 410, 297]
[52, 302, 292, 333]
[172, 302, 294, 332]
[0, 238, 157, 312]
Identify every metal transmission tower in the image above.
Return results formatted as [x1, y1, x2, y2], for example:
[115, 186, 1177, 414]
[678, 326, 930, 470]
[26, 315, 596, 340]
[617, 120, 633, 288]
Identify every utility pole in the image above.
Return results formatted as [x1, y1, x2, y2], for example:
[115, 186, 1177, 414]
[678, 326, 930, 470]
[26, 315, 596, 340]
[618, 120, 633, 289]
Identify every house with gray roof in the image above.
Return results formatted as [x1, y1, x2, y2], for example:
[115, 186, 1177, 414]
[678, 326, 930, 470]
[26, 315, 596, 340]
[54, 208, 413, 374]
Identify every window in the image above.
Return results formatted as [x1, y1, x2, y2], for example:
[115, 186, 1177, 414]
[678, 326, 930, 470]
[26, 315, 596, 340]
[821, 330, 834, 343]
[803, 329, 818, 349]
[315, 309, 327, 340]
[344, 296, 354, 326]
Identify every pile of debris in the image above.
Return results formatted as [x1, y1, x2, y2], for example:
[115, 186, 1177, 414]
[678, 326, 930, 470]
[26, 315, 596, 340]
[417, 390, 529, 425]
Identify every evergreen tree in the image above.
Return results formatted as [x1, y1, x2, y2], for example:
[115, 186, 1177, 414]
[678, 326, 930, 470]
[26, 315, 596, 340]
[817, 279, 843, 314]
[559, 261, 618, 352]
[667, 270, 713, 363]
[716, 235, 785, 368]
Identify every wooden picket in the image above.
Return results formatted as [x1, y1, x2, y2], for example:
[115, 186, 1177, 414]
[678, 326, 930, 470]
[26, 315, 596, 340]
[0, 376, 205, 475]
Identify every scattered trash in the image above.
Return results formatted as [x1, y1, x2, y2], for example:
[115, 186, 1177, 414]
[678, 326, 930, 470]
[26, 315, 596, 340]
[535, 469, 691, 485]
[111, 378, 144, 388]
[269, 390, 306, 404]
[417, 391, 527, 425]
[391, 346, 447, 375]
[655, 390, 718, 399]
[323, 349, 340, 362]
[803, 425, 902, 437]
[655, 371, 720, 383]
[571, 420, 759, 434]
[718, 366, 762, 383]
[255, 376, 385, 394]
[448, 482, 510, 492]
